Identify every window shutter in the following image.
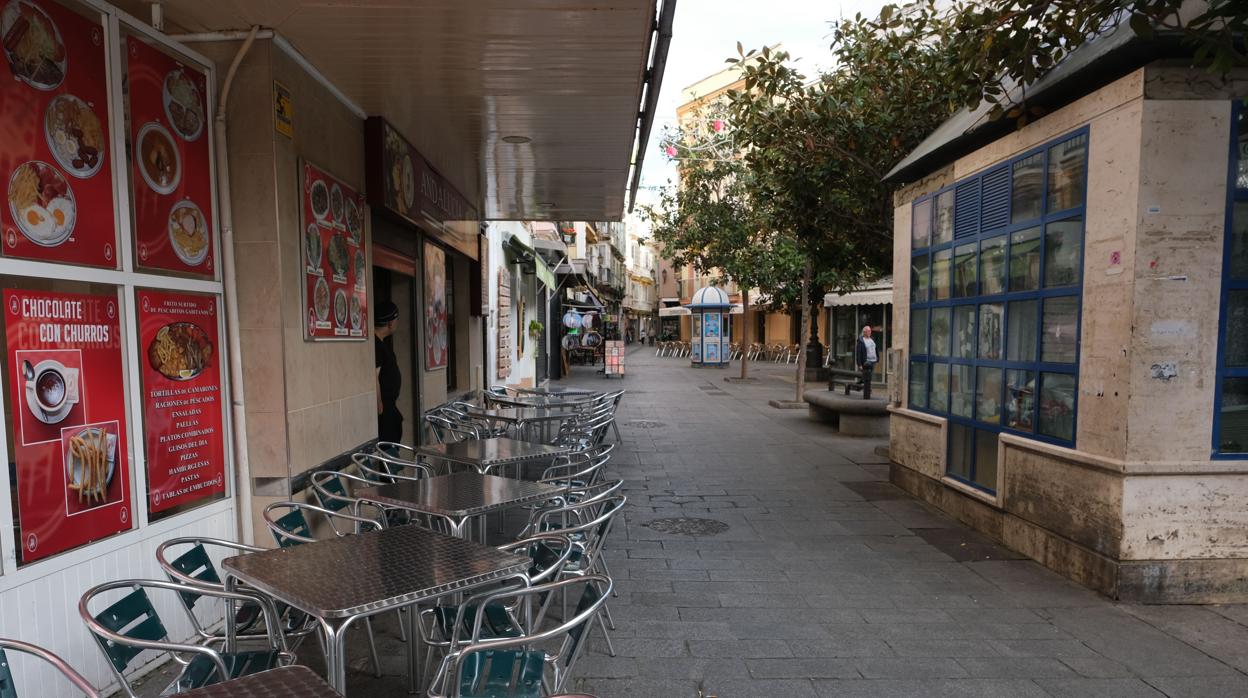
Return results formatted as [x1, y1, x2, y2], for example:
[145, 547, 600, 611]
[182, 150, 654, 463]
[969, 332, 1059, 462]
[954, 180, 979, 238]
[980, 166, 1010, 231]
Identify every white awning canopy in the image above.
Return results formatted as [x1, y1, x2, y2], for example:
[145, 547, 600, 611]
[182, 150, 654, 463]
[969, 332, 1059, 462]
[824, 289, 893, 307]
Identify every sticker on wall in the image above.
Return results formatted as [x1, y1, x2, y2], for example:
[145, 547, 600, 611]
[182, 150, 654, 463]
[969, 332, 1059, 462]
[274, 81, 292, 138]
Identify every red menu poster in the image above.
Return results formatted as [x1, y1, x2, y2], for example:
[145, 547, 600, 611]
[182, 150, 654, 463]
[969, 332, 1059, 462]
[127, 37, 214, 275]
[0, 0, 116, 267]
[4, 289, 131, 563]
[137, 290, 225, 512]
[302, 160, 367, 340]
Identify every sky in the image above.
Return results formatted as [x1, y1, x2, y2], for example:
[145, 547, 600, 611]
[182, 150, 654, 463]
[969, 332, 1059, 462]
[633, 0, 891, 213]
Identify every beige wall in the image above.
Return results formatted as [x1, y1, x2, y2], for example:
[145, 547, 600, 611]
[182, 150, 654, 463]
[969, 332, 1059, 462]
[888, 65, 1248, 585]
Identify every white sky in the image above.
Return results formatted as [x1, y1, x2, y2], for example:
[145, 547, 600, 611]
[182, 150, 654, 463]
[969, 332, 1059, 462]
[633, 0, 891, 213]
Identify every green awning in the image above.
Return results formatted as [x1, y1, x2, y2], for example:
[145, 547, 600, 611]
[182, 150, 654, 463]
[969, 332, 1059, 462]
[504, 232, 556, 290]
[535, 255, 556, 289]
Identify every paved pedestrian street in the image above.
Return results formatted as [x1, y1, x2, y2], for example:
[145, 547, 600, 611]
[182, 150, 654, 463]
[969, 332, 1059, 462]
[557, 347, 1248, 698]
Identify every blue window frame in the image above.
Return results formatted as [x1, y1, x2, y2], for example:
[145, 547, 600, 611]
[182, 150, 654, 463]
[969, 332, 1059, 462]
[909, 129, 1088, 492]
[1214, 103, 1248, 457]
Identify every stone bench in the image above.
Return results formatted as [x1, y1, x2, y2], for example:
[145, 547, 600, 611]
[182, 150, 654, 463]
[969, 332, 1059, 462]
[802, 389, 890, 437]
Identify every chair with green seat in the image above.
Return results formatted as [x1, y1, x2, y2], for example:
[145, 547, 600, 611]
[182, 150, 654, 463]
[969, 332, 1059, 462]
[262, 501, 386, 677]
[426, 575, 613, 698]
[419, 533, 575, 681]
[154, 537, 315, 650]
[0, 638, 99, 697]
[78, 579, 292, 698]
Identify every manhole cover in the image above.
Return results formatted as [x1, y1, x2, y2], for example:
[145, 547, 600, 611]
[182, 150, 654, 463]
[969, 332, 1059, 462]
[628, 420, 664, 429]
[643, 517, 730, 536]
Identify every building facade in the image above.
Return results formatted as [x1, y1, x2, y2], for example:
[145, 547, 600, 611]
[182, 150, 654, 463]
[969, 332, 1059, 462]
[886, 44, 1248, 601]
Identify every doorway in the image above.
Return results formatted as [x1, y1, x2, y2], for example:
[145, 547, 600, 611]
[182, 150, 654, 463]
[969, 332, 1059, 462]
[373, 247, 420, 446]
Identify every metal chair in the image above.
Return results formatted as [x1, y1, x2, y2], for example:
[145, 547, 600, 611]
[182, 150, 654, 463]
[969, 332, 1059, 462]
[0, 639, 99, 698]
[352, 451, 435, 484]
[155, 537, 303, 648]
[262, 501, 386, 676]
[426, 576, 613, 698]
[79, 580, 292, 698]
[418, 533, 576, 683]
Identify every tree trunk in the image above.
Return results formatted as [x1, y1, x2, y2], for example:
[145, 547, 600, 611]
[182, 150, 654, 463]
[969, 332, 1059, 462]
[795, 263, 810, 402]
[740, 286, 750, 380]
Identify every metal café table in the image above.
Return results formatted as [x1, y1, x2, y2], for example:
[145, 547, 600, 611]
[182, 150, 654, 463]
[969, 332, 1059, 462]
[174, 666, 340, 697]
[222, 525, 529, 693]
[356, 472, 566, 539]
[416, 436, 570, 476]
[464, 405, 575, 442]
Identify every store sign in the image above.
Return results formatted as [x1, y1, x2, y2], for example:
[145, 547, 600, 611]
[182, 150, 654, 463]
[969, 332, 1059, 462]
[127, 37, 215, 275]
[301, 160, 368, 340]
[0, 0, 117, 268]
[364, 117, 479, 260]
[4, 289, 131, 563]
[138, 290, 225, 512]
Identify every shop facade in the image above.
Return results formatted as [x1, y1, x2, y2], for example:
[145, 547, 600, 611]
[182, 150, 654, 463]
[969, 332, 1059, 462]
[824, 278, 893, 384]
[885, 46, 1248, 601]
[486, 221, 554, 389]
[0, 0, 238, 687]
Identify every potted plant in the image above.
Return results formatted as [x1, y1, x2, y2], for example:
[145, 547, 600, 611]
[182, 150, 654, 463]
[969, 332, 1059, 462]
[528, 319, 544, 339]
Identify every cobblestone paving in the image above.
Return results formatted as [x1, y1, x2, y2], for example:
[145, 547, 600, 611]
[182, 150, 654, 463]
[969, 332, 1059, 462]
[559, 346, 1248, 698]
[133, 345, 1248, 697]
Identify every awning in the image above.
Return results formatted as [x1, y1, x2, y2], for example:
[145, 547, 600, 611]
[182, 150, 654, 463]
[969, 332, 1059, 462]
[531, 238, 568, 258]
[659, 307, 690, 317]
[504, 232, 557, 290]
[824, 289, 893, 307]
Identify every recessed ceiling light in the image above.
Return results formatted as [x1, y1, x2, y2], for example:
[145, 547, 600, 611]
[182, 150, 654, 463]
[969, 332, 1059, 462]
[502, 135, 531, 144]
[537, 202, 555, 208]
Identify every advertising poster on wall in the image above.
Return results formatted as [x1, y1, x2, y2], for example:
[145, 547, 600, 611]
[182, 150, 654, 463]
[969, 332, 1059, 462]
[497, 265, 510, 379]
[0, 0, 117, 268]
[301, 160, 367, 340]
[4, 288, 131, 563]
[126, 37, 214, 275]
[424, 241, 447, 369]
[137, 290, 225, 513]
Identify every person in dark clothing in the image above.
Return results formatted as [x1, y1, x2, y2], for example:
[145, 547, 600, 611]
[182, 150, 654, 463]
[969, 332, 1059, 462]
[374, 301, 403, 443]
[851, 325, 878, 400]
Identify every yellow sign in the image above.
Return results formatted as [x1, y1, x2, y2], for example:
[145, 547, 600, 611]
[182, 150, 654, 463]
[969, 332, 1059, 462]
[273, 81, 293, 138]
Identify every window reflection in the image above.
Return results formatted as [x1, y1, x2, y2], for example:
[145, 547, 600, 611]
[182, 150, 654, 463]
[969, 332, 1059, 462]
[1006, 369, 1035, 432]
[1044, 218, 1083, 288]
[1009, 227, 1041, 292]
[978, 303, 1003, 360]
[910, 307, 929, 357]
[1006, 300, 1037, 362]
[932, 248, 952, 300]
[981, 236, 1006, 295]
[1042, 297, 1079, 363]
[934, 190, 954, 245]
[930, 306, 951, 357]
[912, 198, 932, 250]
[1039, 373, 1076, 440]
[976, 367, 1001, 425]
[953, 243, 977, 297]
[1048, 134, 1088, 213]
[1012, 153, 1043, 223]
[951, 364, 974, 418]
[930, 363, 950, 413]
[909, 360, 929, 409]
[953, 305, 975, 358]
[911, 255, 930, 303]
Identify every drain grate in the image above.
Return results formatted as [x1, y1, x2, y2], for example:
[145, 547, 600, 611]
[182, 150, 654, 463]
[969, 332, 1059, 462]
[643, 517, 730, 536]
[628, 420, 665, 429]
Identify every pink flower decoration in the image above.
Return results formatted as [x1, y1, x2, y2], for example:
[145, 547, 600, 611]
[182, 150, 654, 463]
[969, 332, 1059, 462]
[712, 119, 724, 132]
[665, 145, 678, 157]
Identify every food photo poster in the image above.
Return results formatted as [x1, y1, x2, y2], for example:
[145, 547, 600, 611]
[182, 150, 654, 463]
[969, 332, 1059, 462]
[301, 160, 367, 341]
[4, 288, 132, 563]
[2, 0, 117, 267]
[138, 290, 225, 513]
[127, 35, 214, 275]
[424, 241, 447, 370]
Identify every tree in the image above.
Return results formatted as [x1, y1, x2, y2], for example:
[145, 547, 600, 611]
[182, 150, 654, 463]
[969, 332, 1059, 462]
[721, 9, 979, 399]
[644, 126, 805, 381]
[888, 0, 1248, 123]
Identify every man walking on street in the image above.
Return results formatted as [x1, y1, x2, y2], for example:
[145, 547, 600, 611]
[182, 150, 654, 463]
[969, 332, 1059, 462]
[854, 324, 878, 400]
